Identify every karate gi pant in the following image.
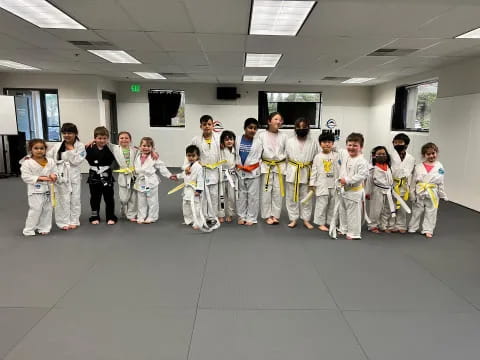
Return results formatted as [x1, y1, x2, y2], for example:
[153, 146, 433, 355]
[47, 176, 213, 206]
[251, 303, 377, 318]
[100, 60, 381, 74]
[408, 197, 438, 234]
[218, 182, 236, 218]
[314, 189, 335, 225]
[285, 182, 312, 221]
[119, 185, 137, 220]
[137, 186, 159, 222]
[368, 191, 393, 230]
[89, 183, 117, 222]
[55, 180, 82, 228]
[339, 196, 363, 239]
[261, 173, 283, 219]
[23, 193, 53, 236]
[389, 205, 408, 231]
[237, 177, 260, 223]
[202, 183, 219, 220]
[183, 195, 202, 226]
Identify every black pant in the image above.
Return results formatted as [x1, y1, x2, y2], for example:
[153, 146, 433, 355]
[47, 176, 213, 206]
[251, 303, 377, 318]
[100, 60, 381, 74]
[89, 183, 117, 222]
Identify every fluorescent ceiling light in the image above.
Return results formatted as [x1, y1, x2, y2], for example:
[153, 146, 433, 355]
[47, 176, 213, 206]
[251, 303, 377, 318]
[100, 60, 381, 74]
[88, 50, 141, 64]
[0, 0, 85, 29]
[456, 27, 480, 38]
[245, 53, 282, 67]
[0, 60, 40, 70]
[243, 75, 268, 82]
[342, 77, 375, 84]
[250, 0, 316, 36]
[134, 72, 166, 80]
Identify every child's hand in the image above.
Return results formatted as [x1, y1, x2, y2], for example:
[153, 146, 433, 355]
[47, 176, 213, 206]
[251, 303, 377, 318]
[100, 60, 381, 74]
[185, 166, 191, 175]
[339, 178, 347, 185]
[38, 176, 51, 182]
[85, 140, 95, 148]
[169, 175, 178, 181]
[50, 174, 57, 182]
[151, 151, 159, 160]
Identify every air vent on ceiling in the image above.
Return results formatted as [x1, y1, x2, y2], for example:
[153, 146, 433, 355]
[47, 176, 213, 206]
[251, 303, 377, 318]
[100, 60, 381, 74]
[322, 76, 351, 81]
[68, 41, 115, 49]
[368, 48, 419, 56]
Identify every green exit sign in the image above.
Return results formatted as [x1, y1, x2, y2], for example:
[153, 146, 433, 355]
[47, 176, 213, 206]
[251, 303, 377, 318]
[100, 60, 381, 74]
[130, 84, 141, 93]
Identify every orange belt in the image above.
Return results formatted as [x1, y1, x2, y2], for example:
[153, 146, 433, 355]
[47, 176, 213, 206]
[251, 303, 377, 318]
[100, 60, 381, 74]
[236, 162, 260, 172]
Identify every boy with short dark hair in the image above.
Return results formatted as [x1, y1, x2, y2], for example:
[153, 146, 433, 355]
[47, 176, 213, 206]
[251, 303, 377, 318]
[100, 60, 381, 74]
[86, 126, 117, 225]
[337, 132, 369, 239]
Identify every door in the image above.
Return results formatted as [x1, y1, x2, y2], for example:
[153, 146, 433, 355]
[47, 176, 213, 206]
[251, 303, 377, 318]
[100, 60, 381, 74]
[102, 91, 118, 144]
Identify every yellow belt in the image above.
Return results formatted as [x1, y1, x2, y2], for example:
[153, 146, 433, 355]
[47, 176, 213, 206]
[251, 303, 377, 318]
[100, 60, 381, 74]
[168, 181, 197, 195]
[202, 159, 227, 169]
[393, 177, 409, 209]
[345, 184, 363, 192]
[288, 160, 312, 202]
[262, 158, 286, 197]
[113, 166, 135, 174]
[418, 182, 438, 208]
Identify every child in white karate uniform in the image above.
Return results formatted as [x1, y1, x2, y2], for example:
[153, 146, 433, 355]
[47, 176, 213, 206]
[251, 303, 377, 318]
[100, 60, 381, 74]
[219, 130, 237, 223]
[408, 143, 447, 238]
[310, 132, 338, 231]
[134, 137, 176, 224]
[285, 118, 319, 229]
[21, 139, 57, 236]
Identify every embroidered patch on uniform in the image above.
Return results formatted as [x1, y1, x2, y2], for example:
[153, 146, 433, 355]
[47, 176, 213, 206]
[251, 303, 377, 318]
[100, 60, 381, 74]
[438, 168, 445, 174]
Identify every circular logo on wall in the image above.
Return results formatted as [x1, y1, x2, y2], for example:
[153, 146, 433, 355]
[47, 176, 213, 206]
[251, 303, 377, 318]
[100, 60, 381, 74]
[326, 118, 336, 129]
[213, 120, 224, 132]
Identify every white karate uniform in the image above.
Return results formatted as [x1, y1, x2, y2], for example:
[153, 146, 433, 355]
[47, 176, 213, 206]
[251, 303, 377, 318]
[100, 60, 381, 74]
[366, 164, 395, 231]
[310, 151, 339, 226]
[390, 150, 416, 230]
[178, 161, 204, 226]
[21, 158, 56, 236]
[408, 161, 447, 235]
[219, 148, 236, 218]
[258, 130, 287, 219]
[285, 135, 319, 222]
[337, 149, 369, 239]
[191, 133, 221, 219]
[110, 144, 138, 220]
[47, 141, 86, 228]
[134, 154, 172, 223]
[235, 135, 262, 223]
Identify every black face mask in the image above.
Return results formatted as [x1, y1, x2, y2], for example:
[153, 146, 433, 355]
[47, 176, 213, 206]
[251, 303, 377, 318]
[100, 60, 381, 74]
[394, 144, 406, 153]
[375, 155, 387, 163]
[295, 129, 309, 137]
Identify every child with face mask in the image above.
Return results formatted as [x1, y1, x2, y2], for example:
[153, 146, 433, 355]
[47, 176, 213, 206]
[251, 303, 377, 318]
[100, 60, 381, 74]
[390, 133, 416, 233]
[285, 118, 319, 229]
[365, 146, 396, 233]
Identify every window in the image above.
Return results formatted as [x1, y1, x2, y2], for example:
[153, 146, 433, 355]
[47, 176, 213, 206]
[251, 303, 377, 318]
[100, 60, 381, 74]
[258, 91, 322, 128]
[148, 90, 185, 127]
[391, 80, 438, 132]
[4, 88, 61, 141]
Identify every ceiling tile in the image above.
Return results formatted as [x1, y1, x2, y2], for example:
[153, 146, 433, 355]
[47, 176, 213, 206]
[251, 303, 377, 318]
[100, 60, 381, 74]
[149, 33, 202, 52]
[197, 34, 246, 52]
[95, 31, 161, 51]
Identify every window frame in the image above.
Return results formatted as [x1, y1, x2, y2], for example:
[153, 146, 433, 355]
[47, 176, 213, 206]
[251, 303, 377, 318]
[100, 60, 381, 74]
[258, 91, 322, 129]
[391, 79, 438, 133]
[3, 88, 62, 142]
[147, 89, 186, 128]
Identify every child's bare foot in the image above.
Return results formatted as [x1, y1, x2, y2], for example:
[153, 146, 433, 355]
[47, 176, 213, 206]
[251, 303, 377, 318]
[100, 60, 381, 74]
[61, 226, 69, 231]
[107, 220, 116, 225]
[137, 220, 144, 224]
[288, 220, 297, 228]
[192, 225, 199, 230]
[266, 218, 275, 225]
[238, 219, 246, 225]
[370, 227, 381, 233]
[346, 235, 353, 240]
[129, 218, 137, 223]
[219, 217, 225, 223]
[391, 228, 399, 233]
[272, 217, 280, 224]
[318, 225, 329, 232]
[68, 225, 77, 230]
[245, 221, 254, 226]
[39, 232, 49, 235]
[425, 232, 433, 238]
[91, 220, 100, 225]
[384, 229, 391, 233]
[303, 220, 314, 230]
[226, 216, 232, 223]
[399, 229, 407, 234]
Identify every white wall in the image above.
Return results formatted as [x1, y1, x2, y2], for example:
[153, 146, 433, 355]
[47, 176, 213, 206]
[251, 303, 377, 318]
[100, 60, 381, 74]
[369, 58, 480, 211]
[116, 82, 372, 166]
